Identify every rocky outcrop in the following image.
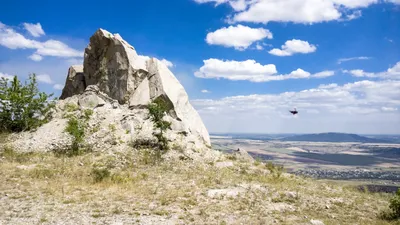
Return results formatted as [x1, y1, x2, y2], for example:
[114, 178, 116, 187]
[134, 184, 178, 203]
[83, 30, 149, 104]
[10, 28, 212, 158]
[66, 28, 210, 147]
[60, 65, 85, 99]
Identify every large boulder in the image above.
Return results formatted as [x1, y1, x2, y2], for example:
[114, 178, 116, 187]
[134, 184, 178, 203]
[146, 58, 210, 147]
[83, 29, 148, 104]
[20, 28, 210, 154]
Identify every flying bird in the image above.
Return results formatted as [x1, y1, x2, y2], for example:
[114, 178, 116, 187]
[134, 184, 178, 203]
[289, 108, 298, 115]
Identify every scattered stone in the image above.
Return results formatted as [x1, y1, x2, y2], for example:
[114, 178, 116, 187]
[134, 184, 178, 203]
[16, 165, 36, 170]
[215, 161, 234, 168]
[233, 148, 254, 162]
[310, 219, 325, 225]
[207, 188, 245, 199]
[78, 91, 106, 109]
[285, 191, 298, 200]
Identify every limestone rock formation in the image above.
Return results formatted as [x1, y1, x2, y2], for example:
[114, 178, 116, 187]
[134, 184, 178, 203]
[60, 65, 85, 99]
[9, 28, 212, 159]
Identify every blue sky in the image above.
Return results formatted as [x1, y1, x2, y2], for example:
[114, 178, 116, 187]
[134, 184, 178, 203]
[1, 0, 399, 134]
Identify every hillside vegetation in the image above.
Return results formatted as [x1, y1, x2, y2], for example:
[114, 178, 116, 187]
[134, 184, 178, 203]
[0, 145, 398, 225]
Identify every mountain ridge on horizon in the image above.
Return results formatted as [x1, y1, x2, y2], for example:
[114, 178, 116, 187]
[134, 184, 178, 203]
[210, 132, 400, 143]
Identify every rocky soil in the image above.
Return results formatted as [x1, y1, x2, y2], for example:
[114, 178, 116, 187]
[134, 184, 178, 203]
[0, 148, 397, 225]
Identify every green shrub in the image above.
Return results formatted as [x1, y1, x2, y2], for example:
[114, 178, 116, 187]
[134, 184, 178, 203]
[91, 167, 111, 183]
[108, 123, 116, 132]
[62, 108, 93, 156]
[389, 189, 400, 219]
[147, 97, 172, 151]
[65, 103, 79, 112]
[265, 161, 285, 180]
[65, 117, 85, 155]
[0, 74, 55, 132]
[83, 109, 93, 120]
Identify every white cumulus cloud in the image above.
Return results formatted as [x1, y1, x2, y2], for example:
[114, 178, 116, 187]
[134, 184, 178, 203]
[53, 84, 64, 90]
[36, 74, 53, 84]
[194, 58, 333, 82]
[161, 59, 174, 68]
[191, 79, 400, 134]
[0, 22, 82, 59]
[0, 72, 14, 80]
[255, 43, 263, 50]
[206, 25, 272, 50]
[23, 22, 45, 37]
[28, 54, 43, 62]
[344, 61, 400, 79]
[201, 89, 211, 93]
[195, 0, 383, 24]
[313, 71, 335, 78]
[269, 39, 317, 56]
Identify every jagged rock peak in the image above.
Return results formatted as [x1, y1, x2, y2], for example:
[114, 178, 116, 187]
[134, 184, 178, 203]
[59, 28, 211, 147]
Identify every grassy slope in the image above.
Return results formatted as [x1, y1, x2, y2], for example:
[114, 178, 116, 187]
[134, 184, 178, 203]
[0, 148, 398, 225]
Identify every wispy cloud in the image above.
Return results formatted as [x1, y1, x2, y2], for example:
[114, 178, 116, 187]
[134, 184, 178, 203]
[53, 84, 64, 90]
[36, 74, 53, 84]
[23, 22, 45, 37]
[337, 56, 371, 64]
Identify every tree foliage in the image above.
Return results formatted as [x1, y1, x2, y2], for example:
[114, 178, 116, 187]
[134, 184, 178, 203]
[147, 97, 172, 151]
[0, 74, 55, 132]
[389, 189, 400, 219]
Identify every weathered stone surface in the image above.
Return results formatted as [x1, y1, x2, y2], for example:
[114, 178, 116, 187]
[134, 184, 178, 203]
[78, 93, 106, 109]
[146, 59, 211, 146]
[83, 29, 148, 104]
[60, 65, 85, 99]
[129, 78, 151, 109]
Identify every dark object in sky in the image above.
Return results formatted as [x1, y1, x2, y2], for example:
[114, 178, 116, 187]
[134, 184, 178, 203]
[289, 108, 298, 115]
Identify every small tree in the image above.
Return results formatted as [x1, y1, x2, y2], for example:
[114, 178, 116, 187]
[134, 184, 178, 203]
[147, 97, 172, 151]
[389, 189, 400, 219]
[0, 74, 55, 132]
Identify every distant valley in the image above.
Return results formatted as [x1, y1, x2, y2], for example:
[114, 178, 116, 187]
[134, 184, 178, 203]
[211, 132, 399, 143]
[281, 132, 392, 143]
[211, 133, 400, 184]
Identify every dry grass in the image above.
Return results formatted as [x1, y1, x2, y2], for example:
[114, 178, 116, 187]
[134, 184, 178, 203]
[0, 147, 398, 225]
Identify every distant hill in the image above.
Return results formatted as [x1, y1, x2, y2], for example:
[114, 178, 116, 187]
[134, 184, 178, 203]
[281, 132, 391, 143]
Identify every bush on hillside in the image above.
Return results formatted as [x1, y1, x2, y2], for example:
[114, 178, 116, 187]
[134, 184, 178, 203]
[380, 189, 400, 220]
[389, 189, 400, 219]
[147, 97, 172, 151]
[0, 74, 55, 132]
